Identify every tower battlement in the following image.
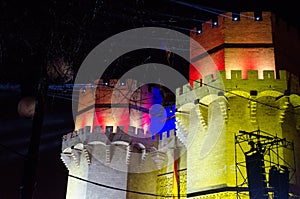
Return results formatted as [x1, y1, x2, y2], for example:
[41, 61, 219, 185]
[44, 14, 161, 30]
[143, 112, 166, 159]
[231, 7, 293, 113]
[176, 70, 297, 107]
[62, 125, 154, 151]
[191, 12, 274, 47]
[61, 125, 177, 171]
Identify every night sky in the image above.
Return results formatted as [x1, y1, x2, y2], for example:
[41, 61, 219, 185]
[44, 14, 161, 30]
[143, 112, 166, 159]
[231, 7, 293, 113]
[0, 0, 299, 198]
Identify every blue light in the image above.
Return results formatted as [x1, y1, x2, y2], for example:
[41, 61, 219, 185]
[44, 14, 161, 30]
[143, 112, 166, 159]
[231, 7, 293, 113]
[197, 29, 202, 34]
[148, 88, 176, 139]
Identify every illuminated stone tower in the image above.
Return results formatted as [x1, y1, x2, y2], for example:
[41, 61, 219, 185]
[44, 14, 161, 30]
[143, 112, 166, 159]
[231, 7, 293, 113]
[175, 11, 300, 198]
[60, 79, 178, 199]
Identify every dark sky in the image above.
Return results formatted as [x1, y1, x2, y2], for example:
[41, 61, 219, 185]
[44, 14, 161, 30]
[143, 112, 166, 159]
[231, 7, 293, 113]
[0, 0, 299, 199]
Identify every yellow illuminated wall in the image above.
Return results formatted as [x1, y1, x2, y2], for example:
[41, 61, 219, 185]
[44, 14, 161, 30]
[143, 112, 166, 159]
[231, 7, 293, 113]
[175, 70, 300, 198]
[177, 11, 300, 198]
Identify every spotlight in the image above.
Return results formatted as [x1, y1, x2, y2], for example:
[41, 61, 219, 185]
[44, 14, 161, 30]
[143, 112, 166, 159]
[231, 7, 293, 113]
[196, 24, 202, 34]
[103, 80, 109, 86]
[212, 15, 218, 27]
[119, 80, 126, 86]
[254, 11, 262, 21]
[232, 12, 240, 21]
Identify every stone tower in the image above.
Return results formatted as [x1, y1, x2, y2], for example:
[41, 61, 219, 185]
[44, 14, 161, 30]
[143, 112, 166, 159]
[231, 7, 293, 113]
[61, 79, 179, 199]
[175, 11, 300, 198]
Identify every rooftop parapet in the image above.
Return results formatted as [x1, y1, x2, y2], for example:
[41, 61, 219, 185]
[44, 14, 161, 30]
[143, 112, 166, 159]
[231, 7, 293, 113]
[62, 125, 178, 152]
[176, 70, 293, 107]
[61, 125, 178, 171]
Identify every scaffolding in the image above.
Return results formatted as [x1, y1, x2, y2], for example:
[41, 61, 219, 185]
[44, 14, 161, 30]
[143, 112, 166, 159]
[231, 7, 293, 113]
[235, 129, 296, 199]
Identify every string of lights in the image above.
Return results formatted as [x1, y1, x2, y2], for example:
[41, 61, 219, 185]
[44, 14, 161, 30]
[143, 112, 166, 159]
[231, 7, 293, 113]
[12, 74, 289, 134]
[45, 74, 300, 117]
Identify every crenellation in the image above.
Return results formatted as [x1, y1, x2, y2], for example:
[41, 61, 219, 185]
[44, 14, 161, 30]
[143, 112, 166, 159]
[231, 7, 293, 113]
[136, 128, 145, 137]
[93, 125, 103, 134]
[183, 83, 192, 93]
[194, 85, 210, 103]
[247, 70, 259, 80]
[61, 125, 178, 171]
[127, 126, 136, 135]
[78, 127, 88, 143]
[158, 129, 177, 152]
[177, 70, 292, 104]
[230, 70, 242, 80]
[62, 131, 81, 151]
[117, 126, 125, 132]
[201, 20, 214, 32]
[83, 126, 91, 133]
[279, 70, 287, 80]
[146, 131, 153, 139]
[263, 70, 275, 79]
[216, 70, 226, 80]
